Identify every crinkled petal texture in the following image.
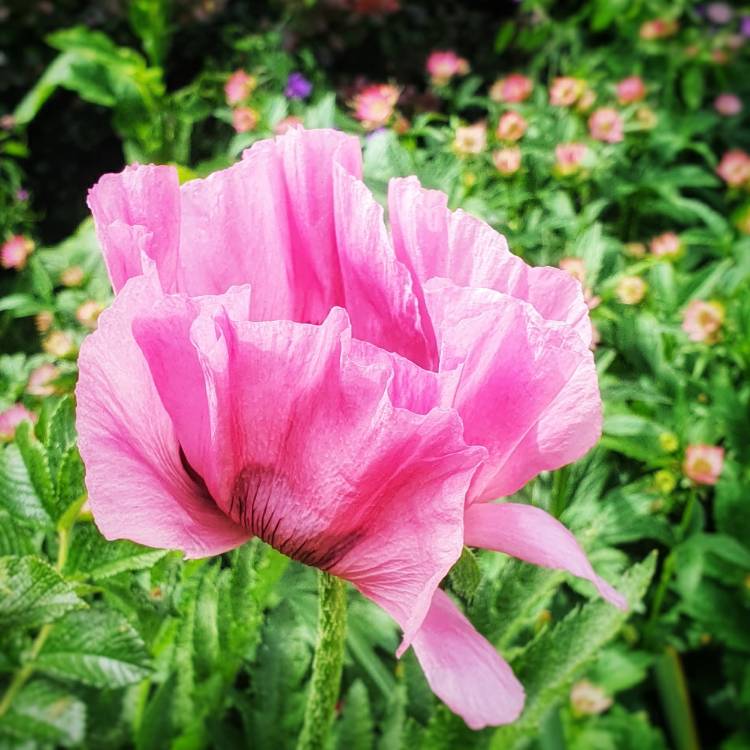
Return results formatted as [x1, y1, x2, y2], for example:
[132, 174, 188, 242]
[75, 274, 251, 557]
[80, 127, 616, 731]
[130, 296, 484, 646]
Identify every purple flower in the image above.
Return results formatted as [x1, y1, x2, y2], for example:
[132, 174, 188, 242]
[742, 15, 750, 37]
[285, 72, 312, 100]
[16, 189, 29, 202]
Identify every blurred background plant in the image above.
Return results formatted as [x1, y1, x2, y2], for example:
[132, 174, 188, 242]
[1, 0, 749, 748]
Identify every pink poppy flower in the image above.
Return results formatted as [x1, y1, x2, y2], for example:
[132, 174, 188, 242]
[588, 108, 623, 143]
[492, 146, 521, 175]
[1, 234, 34, 270]
[495, 111, 527, 142]
[351, 84, 399, 129]
[426, 51, 469, 85]
[683, 445, 724, 485]
[78, 128, 624, 730]
[616, 76, 646, 104]
[714, 93, 742, 116]
[554, 143, 588, 176]
[717, 150, 750, 187]
[549, 77, 585, 107]
[0, 403, 36, 441]
[231, 107, 259, 134]
[224, 70, 256, 105]
[682, 300, 724, 343]
[489, 74, 533, 103]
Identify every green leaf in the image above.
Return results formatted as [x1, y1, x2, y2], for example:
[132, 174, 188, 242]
[0, 679, 85, 747]
[129, 0, 172, 67]
[335, 680, 373, 750]
[64, 523, 167, 580]
[0, 555, 84, 629]
[0, 444, 50, 527]
[14, 422, 55, 519]
[448, 547, 482, 603]
[0, 511, 36, 556]
[43, 397, 76, 473]
[490, 552, 657, 749]
[680, 67, 704, 110]
[36, 608, 151, 688]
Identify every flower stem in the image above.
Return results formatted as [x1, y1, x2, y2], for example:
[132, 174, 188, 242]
[297, 572, 347, 750]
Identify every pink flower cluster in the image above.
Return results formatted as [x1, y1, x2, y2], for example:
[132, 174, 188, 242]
[490, 74, 533, 103]
[717, 150, 750, 187]
[78, 128, 623, 729]
[1, 234, 34, 270]
[224, 69, 259, 134]
[351, 84, 400, 129]
[426, 50, 469, 85]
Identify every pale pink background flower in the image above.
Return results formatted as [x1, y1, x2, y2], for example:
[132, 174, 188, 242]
[616, 276, 647, 304]
[275, 116, 304, 135]
[492, 146, 521, 174]
[639, 18, 679, 40]
[454, 122, 487, 154]
[649, 231, 682, 258]
[558, 257, 599, 309]
[588, 108, 623, 143]
[352, 84, 399, 129]
[0, 403, 36, 440]
[1, 234, 34, 270]
[76, 300, 105, 329]
[495, 111, 527, 142]
[26, 363, 59, 397]
[549, 77, 585, 106]
[570, 680, 613, 716]
[714, 93, 742, 116]
[682, 300, 724, 343]
[231, 107, 259, 133]
[717, 150, 750, 187]
[60, 265, 85, 287]
[79, 128, 624, 730]
[224, 70, 255, 105]
[426, 51, 469, 85]
[554, 143, 588, 175]
[616, 76, 646, 104]
[576, 88, 596, 112]
[43, 331, 75, 358]
[683, 445, 724, 485]
[490, 74, 533, 103]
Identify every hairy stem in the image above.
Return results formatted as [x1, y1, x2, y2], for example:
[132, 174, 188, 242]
[297, 572, 348, 750]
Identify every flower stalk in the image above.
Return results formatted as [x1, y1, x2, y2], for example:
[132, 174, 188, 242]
[297, 572, 348, 750]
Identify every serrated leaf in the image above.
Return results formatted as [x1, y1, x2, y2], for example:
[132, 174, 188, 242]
[64, 523, 167, 580]
[0, 556, 84, 630]
[448, 547, 482, 603]
[55, 447, 85, 519]
[0, 679, 85, 747]
[0, 445, 50, 527]
[14, 422, 55, 520]
[0, 511, 35, 556]
[44, 397, 77, 478]
[36, 608, 151, 688]
[335, 680, 373, 750]
[489, 553, 657, 749]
